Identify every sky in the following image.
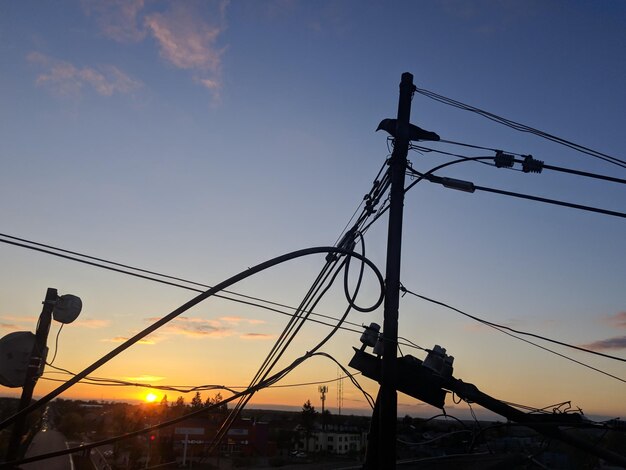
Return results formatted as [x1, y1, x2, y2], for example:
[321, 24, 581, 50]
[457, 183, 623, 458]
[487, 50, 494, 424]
[0, 0, 625, 422]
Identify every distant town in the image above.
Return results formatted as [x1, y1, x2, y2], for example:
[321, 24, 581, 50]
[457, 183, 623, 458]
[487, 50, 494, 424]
[1, 395, 624, 469]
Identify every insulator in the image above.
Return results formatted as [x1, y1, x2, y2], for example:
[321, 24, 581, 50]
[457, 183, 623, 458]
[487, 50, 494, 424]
[359, 322, 380, 348]
[522, 155, 544, 173]
[494, 151, 515, 168]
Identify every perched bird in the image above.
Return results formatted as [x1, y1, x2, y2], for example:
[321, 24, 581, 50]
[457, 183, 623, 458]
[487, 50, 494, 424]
[376, 118, 440, 142]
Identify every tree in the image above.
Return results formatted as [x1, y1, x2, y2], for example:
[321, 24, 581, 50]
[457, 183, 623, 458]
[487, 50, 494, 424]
[191, 392, 203, 409]
[159, 394, 169, 419]
[172, 396, 185, 416]
[300, 400, 317, 452]
[204, 392, 228, 414]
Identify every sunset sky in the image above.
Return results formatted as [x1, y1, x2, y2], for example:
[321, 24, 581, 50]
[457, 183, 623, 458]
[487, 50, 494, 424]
[1, 1, 625, 422]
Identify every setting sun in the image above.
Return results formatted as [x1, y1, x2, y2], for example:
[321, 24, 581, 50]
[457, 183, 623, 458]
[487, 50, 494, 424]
[145, 393, 157, 403]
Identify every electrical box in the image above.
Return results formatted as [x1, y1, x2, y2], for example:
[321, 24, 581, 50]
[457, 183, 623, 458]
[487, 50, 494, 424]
[348, 348, 447, 408]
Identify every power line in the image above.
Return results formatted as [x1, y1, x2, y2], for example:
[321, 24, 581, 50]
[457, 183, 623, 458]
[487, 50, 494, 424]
[0, 246, 384, 433]
[0, 235, 423, 353]
[406, 164, 626, 219]
[400, 286, 626, 384]
[527, 160, 626, 185]
[0, 234, 373, 335]
[472, 183, 626, 219]
[412, 143, 626, 185]
[4, 351, 367, 468]
[415, 86, 626, 169]
[439, 138, 524, 157]
[41, 364, 361, 392]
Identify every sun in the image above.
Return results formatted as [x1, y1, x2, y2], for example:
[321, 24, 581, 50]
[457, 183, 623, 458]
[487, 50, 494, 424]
[145, 392, 158, 403]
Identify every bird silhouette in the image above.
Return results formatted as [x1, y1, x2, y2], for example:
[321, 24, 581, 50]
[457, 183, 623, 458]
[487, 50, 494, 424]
[376, 118, 440, 142]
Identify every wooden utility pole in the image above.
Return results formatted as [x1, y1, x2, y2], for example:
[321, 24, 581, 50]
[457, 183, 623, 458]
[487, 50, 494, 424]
[379, 72, 414, 469]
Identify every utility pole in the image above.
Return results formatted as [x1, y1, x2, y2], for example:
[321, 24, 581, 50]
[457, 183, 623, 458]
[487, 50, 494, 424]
[379, 72, 415, 469]
[6, 288, 58, 462]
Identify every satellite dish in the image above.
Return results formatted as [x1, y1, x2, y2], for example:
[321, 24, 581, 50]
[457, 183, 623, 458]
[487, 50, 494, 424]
[53, 294, 82, 324]
[0, 331, 36, 387]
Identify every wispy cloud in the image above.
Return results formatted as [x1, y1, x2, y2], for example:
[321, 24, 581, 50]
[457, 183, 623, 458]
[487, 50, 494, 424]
[219, 316, 265, 325]
[123, 375, 165, 383]
[579, 336, 626, 351]
[1, 315, 39, 324]
[0, 322, 19, 331]
[145, 316, 232, 339]
[74, 318, 110, 329]
[82, 0, 146, 42]
[102, 336, 156, 345]
[142, 315, 265, 339]
[240, 333, 273, 340]
[82, 0, 228, 101]
[144, 1, 228, 99]
[27, 52, 142, 97]
[605, 311, 626, 329]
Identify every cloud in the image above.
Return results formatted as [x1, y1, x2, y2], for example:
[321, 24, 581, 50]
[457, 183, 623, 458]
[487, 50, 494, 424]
[27, 52, 142, 97]
[145, 316, 232, 339]
[240, 333, 273, 340]
[579, 336, 626, 351]
[123, 375, 165, 383]
[1, 315, 39, 324]
[0, 322, 19, 331]
[82, 0, 146, 42]
[144, 1, 228, 100]
[219, 316, 265, 325]
[102, 336, 156, 345]
[142, 315, 266, 339]
[606, 311, 626, 329]
[73, 318, 110, 329]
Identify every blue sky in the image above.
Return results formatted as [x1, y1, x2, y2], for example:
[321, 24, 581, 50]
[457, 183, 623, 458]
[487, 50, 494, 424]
[1, 0, 625, 420]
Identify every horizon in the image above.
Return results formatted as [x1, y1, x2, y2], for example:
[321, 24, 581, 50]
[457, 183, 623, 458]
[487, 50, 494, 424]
[1, 0, 625, 428]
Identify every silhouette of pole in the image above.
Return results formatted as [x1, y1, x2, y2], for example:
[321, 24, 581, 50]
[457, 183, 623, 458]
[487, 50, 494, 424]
[379, 72, 414, 469]
[6, 288, 58, 462]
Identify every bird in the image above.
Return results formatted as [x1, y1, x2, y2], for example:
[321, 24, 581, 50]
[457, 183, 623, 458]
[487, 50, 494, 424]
[376, 118, 440, 142]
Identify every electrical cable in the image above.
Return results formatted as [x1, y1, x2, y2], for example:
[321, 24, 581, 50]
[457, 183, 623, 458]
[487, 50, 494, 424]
[415, 87, 626, 169]
[46, 324, 64, 366]
[398, 430, 474, 447]
[40, 368, 361, 392]
[208, 232, 381, 453]
[404, 156, 496, 194]
[401, 288, 626, 363]
[0, 232, 325, 315]
[439, 138, 524, 157]
[0, 246, 384, 433]
[0, 235, 377, 335]
[412, 144, 626, 184]
[400, 287, 626, 383]
[538, 161, 626, 185]
[406, 160, 626, 219]
[209, 234, 380, 453]
[207, 168, 393, 453]
[472, 183, 626, 219]
[1, 350, 339, 468]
